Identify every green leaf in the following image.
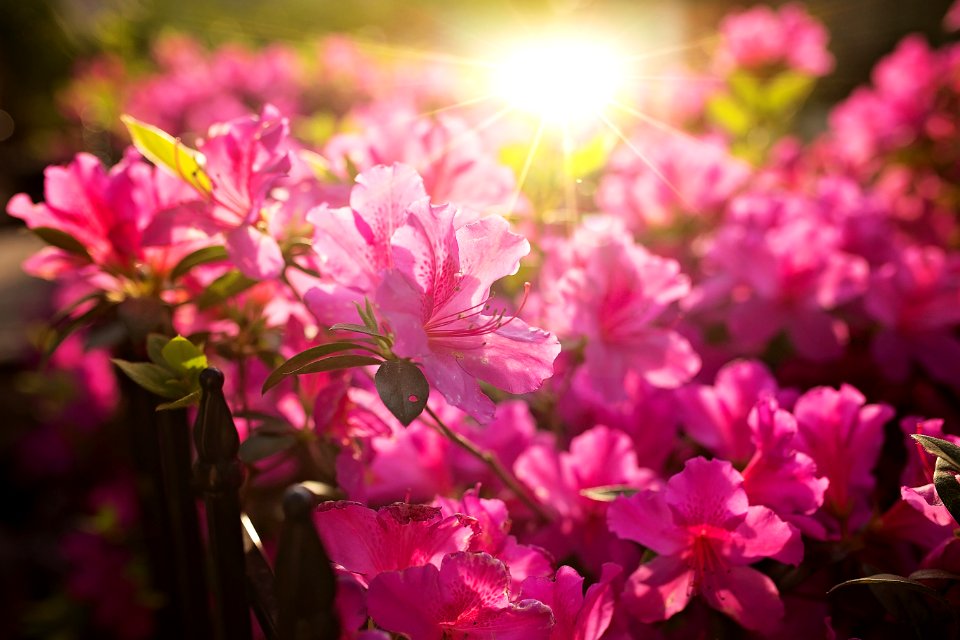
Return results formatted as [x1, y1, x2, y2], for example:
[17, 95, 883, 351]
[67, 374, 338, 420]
[828, 574, 935, 595]
[196, 270, 258, 310]
[169, 245, 229, 281]
[238, 432, 298, 463]
[112, 359, 180, 398]
[934, 457, 960, 527]
[728, 71, 763, 109]
[579, 485, 640, 502]
[329, 322, 384, 338]
[909, 569, 960, 582]
[146, 333, 169, 366]
[374, 360, 429, 426]
[32, 227, 92, 260]
[706, 94, 752, 137]
[261, 342, 370, 393]
[156, 390, 201, 411]
[161, 336, 207, 375]
[567, 132, 613, 177]
[41, 298, 116, 359]
[296, 355, 382, 375]
[912, 434, 960, 470]
[763, 70, 814, 114]
[121, 115, 212, 194]
[828, 573, 954, 632]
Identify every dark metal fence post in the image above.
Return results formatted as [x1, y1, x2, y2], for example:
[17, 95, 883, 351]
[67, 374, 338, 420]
[276, 484, 340, 640]
[193, 368, 252, 640]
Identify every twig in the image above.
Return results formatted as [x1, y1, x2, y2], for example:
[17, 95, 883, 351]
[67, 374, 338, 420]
[423, 406, 552, 522]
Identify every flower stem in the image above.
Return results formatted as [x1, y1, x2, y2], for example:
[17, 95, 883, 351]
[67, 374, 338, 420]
[423, 405, 551, 522]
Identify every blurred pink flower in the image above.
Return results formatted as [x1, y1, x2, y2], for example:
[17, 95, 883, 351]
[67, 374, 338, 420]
[519, 564, 622, 640]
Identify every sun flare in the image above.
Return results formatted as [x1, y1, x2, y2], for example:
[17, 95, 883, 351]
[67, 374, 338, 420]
[490, 36, 626, 124]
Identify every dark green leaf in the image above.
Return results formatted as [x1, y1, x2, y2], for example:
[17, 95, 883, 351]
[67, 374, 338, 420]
[156, 390, 201, 411]
[112, 359, 180, 398]
[169, 245, 228, 281]
[580, 485, 640, 502]
[934, 457, 960, 527]
[161, 335, 207, 375]
[374, 360, 429, 426]
[261, 342, 369, 393]
[296, 355, 382, 375]
[41, 299, 116, 359]
[197, 270, 258, 310]
[828, 573, 954, 632]
[238, 432, 298, 463]
[32, 227, 92, 260]
[234, 411, 296, 435]
[912, 434, 960, 470]
[828, 574, 934, 595]
[909, 569, 960, 582]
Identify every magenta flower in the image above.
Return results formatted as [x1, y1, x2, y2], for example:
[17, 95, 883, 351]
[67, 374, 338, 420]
[514, 425, 656, 574]
[865, 245, 960, 388]
[367, 551, 555, 640]
[948, 0, 960, 31]
[740, 397, 829, 540]
[313, 502, 477, 587]
[435, 488, 553, 592]
[375, 196, 560, 422]
[792, 385, 894, 537]
[608, 457, 801, 633]
[715, 3, 834, 76]
[518, 564, 622, 640]
[541, 223, 699, 401]
[676, 358, 780, 462]
[597, 130, 749, 233]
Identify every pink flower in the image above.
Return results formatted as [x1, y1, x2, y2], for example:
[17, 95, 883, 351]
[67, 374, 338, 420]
[608, 457, 801, 633]
[325, 101, 517, 214]
[597, 130, 749, 233]
[195, 105, 292, 279]
[792, 385, 894, 537]
[312, 501, 477, 588]
[519, 564, 622, 640]
[375, 196, 560, 422]
[948, 0, 960, 31]
[865, 245, 960, 387]
[367, 551, 555, 640]
[740, 397, 829, 540]
[715, 3, 834, 76]
[541, 222, 699, 401]
[676, 359, 780, 462]
[514, 426, 655, 574]
[435, 488, 553, 592]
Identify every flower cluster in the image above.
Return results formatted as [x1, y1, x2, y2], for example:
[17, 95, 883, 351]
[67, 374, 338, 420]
[12, 2, 960, 638]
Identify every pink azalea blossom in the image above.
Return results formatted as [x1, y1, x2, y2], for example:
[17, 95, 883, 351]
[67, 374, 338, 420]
[514, 426, 656, 573]
[367, 551, 555, 640]
[948, 0, 960, 31]
[865, 245, 960, 388]
[608, 457, 801, 633]
[740, 396, 829, 540]
[714, 3, 834, 76]
[518, 564, 622, 640]
[313, 501, 477, 588]
[375, 195, 560, 422]
[541, 221, 699, 401]
[435, 488, 553, 592]
[792, 385, 894, 537]
[597, 130, 749, 233]
[676, 358, 780, 462]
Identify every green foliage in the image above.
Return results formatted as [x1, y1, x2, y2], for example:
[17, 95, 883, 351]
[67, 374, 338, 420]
[261, 342, 376, 392]
[169, 245, 229, 281]
[374, 359, 429, 426]
[579, 485, 640, 502]
[912, 434, 960, 526]
[112, 334, 208, 410]
[31, 227, 92, 260]
[122, 114, 213, 194]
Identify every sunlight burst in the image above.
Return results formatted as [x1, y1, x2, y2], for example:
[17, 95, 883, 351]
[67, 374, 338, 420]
[490, 37, 626, 124]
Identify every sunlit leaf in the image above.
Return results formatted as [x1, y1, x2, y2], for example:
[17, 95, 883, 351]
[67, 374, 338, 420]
[161, 335, 207, 375]
[579, 485, 640, 502]
[374, 360, 429, 426]
[112, 359, 180, 398]
[121, 115, 212, 194]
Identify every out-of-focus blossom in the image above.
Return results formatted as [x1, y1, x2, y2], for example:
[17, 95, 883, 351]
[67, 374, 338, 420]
[714, 3, 834, 76]
[518, 564, 622, 640]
